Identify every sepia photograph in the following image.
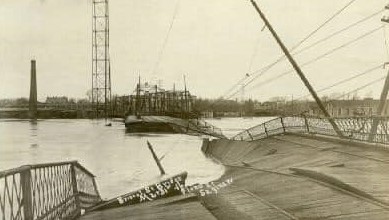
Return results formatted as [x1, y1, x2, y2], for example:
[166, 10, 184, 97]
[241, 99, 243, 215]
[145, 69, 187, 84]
[1, 0, 389, 219]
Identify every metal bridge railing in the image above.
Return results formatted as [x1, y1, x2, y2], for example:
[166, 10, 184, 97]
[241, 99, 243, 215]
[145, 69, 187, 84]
[232, 115, 389, 145]
[0, 161, 101, 220]
[188, 119, 225, 138]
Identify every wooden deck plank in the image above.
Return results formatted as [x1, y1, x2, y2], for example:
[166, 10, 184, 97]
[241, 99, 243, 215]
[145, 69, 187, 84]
[222, 166, 388, 219]
[80, 134, 389, 219]
[203, 135, 389, 219]
[276, 135, 389, 163]
[269, 135, 389, 204]
[201, 186, 293, 220]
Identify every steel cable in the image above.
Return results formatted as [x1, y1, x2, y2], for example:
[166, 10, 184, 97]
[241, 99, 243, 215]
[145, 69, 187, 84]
[230, 26, 383, 98]
[220, 0, 361, 99]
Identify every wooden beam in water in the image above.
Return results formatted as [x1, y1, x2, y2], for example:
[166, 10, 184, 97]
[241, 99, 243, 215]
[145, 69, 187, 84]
[147, 141, 166, 175]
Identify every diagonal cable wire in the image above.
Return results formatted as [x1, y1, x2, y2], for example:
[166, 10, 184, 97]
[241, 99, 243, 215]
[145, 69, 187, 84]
[219, 0, 360, 100]
[291, 0, 358, 50]
[232, 25, 383, 97]
[237, 10, 383, 98]
[287, 75, 385, 115]
[333, 76, 386, 100]
[294, 9, 384, 55]
[296, 64, 383, 100]
[151, 0, 180, 75]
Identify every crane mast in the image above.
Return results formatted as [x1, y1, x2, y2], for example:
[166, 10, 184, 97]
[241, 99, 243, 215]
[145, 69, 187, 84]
[92, 0, 111, 119]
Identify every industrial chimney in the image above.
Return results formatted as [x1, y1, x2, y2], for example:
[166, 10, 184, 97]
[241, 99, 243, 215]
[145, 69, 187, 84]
[29, 60, 37, 119]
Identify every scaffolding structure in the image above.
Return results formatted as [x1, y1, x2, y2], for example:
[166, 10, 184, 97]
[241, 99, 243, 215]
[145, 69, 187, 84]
[128, 83, 197, 119]
[92, 0, 111, 118]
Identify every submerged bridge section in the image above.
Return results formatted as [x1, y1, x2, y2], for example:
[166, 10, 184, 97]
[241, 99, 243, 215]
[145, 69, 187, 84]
[2, 115, 389, 219]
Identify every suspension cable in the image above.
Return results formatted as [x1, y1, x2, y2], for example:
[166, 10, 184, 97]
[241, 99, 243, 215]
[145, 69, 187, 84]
[334, 76, 386, 100]
[296, 64, 383, 100]
[219, 0, 360, 99]
[286, 75, 385, 115]
[237, 26, 383, 97]
[151, 0, 180, 75]
[291, 0, 358, 50]
[238, 11, 383, 98]
[294, 9, 384, 55]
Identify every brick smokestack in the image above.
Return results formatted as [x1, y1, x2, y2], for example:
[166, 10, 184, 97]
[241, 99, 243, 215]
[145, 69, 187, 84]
[29, 59, 37, 119]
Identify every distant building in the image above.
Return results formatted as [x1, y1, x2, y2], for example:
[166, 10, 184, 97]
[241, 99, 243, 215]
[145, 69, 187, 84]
[253, 98, 389, 117]
[201, 111, 214, 118]
[253, 100, 315, 116]
[309, 99, 389, 117]
[45, 96, 69, 104]
[214, 111, 241, 117]
[253, 101, 283, 114]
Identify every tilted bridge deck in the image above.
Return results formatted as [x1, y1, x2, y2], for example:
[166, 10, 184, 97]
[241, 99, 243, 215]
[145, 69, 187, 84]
[2, 115, 389, 219]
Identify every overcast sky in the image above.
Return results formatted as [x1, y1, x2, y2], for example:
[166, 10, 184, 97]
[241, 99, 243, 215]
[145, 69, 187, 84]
[1, 0, 388, 101]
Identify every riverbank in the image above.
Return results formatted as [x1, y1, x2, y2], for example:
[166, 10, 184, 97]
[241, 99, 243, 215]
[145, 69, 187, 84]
[0, 108, 95, 119]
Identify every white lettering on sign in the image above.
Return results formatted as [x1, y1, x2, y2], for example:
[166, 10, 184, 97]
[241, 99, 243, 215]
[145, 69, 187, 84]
[186, 177, 233, 196]
[115, 176, 233, 206]
[116, 175, 186, 205]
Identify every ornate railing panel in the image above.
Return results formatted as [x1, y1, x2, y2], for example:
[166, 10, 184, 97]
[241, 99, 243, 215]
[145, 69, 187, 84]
[232, 115, 389, 145]
[264, 118, 284, 137]
[0, 161, 101, 220]
[305, 116, 338, 137]
[187, 119, 225, 138]
[0, 170, 24, 220]
[73, 166, 101, 209]
[283, 116, 307, 133]
[30, 163, 76, 220]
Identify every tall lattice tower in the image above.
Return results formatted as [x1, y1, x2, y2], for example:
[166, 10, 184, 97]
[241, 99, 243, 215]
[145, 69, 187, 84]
[92, 0, 111, 118]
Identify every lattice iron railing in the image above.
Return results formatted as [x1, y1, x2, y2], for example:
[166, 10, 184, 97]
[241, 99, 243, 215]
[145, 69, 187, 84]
[188, 119, 225, 138]
[232, 115, 389, 144]
[0, 161, 101, 220]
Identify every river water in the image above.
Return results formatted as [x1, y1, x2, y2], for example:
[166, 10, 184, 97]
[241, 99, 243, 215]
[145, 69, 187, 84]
[0, 117, 273, 199]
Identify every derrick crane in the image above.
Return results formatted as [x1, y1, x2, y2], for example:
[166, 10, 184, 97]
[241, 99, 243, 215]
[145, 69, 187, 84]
[92, 0, 111, 118]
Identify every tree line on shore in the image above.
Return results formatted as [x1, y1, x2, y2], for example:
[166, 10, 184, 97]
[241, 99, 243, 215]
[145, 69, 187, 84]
[193, 98, 255, 114]
[0, 97, 256, 113]
[0, 97, 89, 107]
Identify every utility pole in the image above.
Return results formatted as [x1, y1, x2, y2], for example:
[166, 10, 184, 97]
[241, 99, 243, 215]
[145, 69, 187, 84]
[183, 75, 188, 116]
[249, 0, 343, 137]
[136, 76, 141, 118]
[369, 6, 389, 141]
